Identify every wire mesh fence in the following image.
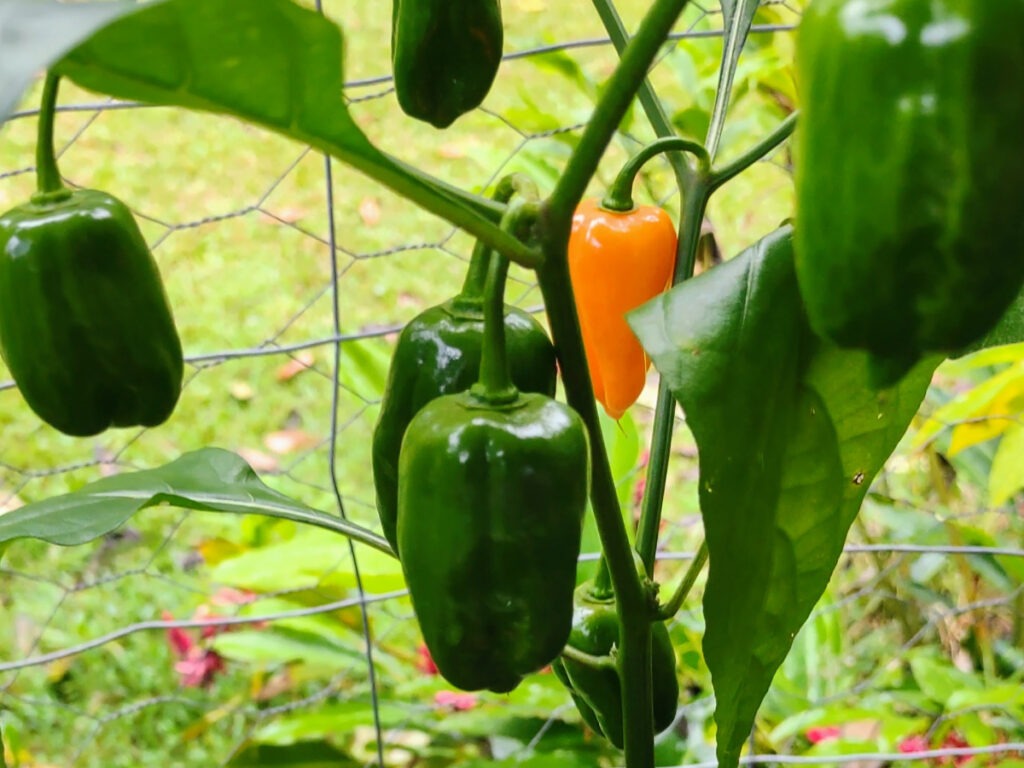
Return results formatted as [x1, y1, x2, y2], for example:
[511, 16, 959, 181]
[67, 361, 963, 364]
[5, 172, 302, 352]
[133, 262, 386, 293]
[1, 1, 1022, 766]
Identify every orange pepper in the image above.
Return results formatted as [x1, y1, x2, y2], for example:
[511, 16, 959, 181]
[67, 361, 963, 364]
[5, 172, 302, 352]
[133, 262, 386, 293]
[568, 197, 677, 419]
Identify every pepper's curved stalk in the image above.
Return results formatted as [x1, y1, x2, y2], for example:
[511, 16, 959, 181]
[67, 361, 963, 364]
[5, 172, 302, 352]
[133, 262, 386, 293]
[457, 174, 540, 303]
[602, 137, 711, 213]
[34, 73, 69, 201]
[473, 198, 540, 405]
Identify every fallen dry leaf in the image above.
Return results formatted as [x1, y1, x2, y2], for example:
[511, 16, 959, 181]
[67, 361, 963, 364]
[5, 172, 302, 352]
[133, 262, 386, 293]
[236, 448, 280, 472]
[229, 380, 255, 402]
[358, 196, 382, 226]
[275, 351, 315, 382]
[263, 429, 318, 455]
[438, 142, 467, 159]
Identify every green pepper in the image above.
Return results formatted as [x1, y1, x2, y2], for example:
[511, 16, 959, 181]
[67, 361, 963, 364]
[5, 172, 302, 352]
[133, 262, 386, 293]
[391, 0, 504, 128]
[795, 0, 1024, 385]
[372, 178, 556, 554]
[397, 200, 589, 693]
[552, 568, 679, 748]
[0, 74, 182, 437]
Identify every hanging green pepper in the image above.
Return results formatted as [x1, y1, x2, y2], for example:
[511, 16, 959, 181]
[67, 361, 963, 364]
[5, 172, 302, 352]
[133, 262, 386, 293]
[391, 0, 504, 128]
[397, 199, 589, 693]
[552, 561, 679, 748]
[795, 0, 1024, 385]
[372, 177, 556, 554]
[0, 74, 182, 437]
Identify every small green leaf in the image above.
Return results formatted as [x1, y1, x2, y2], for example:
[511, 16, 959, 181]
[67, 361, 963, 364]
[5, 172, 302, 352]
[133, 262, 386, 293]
[0, 448, 391, 555]
[210, 530, 404, 594]
[252, 702, 410, 747]
[0, 0, 147, 123]
[909, 653, 982, 708]
[212, 626, 365, 670]
[629, 227, 935, 768]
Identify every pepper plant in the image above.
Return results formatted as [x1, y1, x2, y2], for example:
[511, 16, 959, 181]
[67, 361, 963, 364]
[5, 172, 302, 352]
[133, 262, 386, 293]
[0, 1, 1022, 767]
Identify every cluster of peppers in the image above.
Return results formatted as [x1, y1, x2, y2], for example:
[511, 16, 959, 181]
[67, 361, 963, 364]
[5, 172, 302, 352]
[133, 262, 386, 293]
[0, 74, 183, 437]
[374, 162, 682, 738]
[374, 176, 591, 693]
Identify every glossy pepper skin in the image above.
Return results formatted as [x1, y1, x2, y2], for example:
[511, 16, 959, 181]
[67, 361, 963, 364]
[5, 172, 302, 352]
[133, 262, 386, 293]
[391, 0, 504, 128]
[371, 298, 556, 553]
[552, 581, 679, 748]
[568, 198, 676, 419]
[397, 390, 589, 692]
[0, 189, 183, 437]
[795, 0, 1024, 385]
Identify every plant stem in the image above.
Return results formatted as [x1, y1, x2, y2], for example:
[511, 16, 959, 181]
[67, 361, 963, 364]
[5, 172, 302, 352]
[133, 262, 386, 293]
[708, 111, 798, 193]
[540, 3, 692, 764]
[345, 150, 543, 269]
[636, 177, 710, 571]
[474, 201, 537, 404]
[657, 541, 708, 619]
[590, 0, 695, 191]
[35, 72, 66, 197]
[547, 0, 692, 232]
[458, 174, 540, 301]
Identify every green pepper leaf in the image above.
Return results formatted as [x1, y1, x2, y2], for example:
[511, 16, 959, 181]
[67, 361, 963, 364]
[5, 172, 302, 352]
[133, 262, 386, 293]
[3, 0, 505, 251]
[953, 283, 1024, 357]
[629, 227, 936, 768]
[0, 0, 147, 122]
[0, 448, 391, 555]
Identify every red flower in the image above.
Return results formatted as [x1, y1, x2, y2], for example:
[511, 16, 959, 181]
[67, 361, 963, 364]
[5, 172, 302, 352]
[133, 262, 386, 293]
[162, 610, 193, 657]
[416, 643, 438, 675]
[434, 690, 477, 711]
[899, 735, 930, 754]
[806, 726, 841, 744]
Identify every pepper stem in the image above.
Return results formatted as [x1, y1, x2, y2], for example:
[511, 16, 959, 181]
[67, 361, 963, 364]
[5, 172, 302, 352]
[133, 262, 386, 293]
[602, 137, 711, 212]
[34, 72, 68, 199]
[593, 555, 615, 599]
[472, 199, 538, 405]
[457, 174, 540, 304]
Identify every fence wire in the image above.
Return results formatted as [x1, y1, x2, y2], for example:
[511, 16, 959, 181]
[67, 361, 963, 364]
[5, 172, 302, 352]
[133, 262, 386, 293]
[1, 2, 1022, 767]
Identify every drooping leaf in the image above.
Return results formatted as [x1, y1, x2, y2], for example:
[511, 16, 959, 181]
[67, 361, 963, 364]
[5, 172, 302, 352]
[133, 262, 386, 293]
[0, 0, 147, 122]
[705, 0, 762, 158]
[3, 0, 498, 240]
[629, 227, 935, 768]
[0, 448, 391, 555]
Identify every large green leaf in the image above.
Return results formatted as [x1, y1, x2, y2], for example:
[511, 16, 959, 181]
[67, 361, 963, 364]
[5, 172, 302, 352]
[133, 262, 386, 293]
[0, 448, 391, 555]
[629, 227, 935, 768]
[0, 0, 146, 122]
[3, 0, 504, 249]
